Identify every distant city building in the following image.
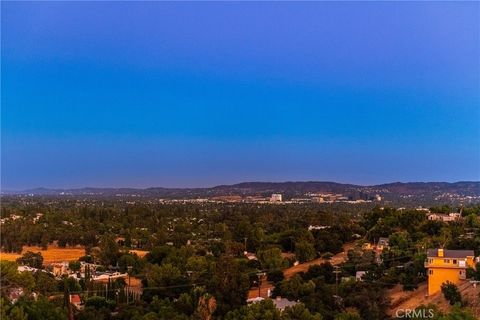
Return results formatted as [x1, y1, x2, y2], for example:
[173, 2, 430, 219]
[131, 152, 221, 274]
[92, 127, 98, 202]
[270, 194, 282, 202]
[425, 248, 476, 295]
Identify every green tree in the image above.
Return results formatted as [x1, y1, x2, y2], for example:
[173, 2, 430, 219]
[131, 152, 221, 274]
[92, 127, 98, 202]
[295, 241, 317, 263]
[334, 311, 361, 320]
[278, 275, 315, 300]
[69, 261, 81, 272]
[473, 262, 480, 280]
[282, 303, 323, 320]
[257, 248, 285, 270]
[303, 263, 335, 284]
[15, 297, 67, 320]
[0, 298, 28, 320]
[208, 255, 250, 316]
[144, 263, 189, 299]
[16, 252, 43, 269]
[186, 256, 209, 282]
[267, 269, 284, 283]
[399, 264, 420, 291]
[0, 261, 35, 296]
[33, 271, 58, 295]
[441, 282, 462, 306]
[84, 296, 115, 310]
[225, 299, 281, 320]
[437, 305, 476, 320]
[148, 296, 190, 320]
[98, 234, 119, 267]
[341, 281, 390, 320]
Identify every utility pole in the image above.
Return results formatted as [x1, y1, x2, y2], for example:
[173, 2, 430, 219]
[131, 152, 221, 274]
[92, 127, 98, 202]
[256, 272, 266, 298]
[244, 238, 248, 252]
[333, 266, 341, 296]
[63, 278, 74, 320]
[470, 280, 480, 319]
[127, 265, 133, 304]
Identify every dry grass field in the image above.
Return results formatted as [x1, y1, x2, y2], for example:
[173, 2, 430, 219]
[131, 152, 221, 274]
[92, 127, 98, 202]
[0, 245, 86, 265]
[1, 246, 149, 265]
[128, 249, 149, 258]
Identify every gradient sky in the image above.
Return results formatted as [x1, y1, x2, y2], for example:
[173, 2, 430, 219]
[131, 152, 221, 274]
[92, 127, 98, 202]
[2, 1, 479, 189]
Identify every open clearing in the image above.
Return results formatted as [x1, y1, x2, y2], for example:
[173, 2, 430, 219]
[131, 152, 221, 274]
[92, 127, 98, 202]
[1, 247, 149, 264]
[129, 250, 149, 258]
[0, 246, 85, 264]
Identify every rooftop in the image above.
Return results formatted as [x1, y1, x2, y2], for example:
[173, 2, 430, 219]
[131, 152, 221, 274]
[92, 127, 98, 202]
[427, 249, 474, 258]
[70, 294, 81, 304]
[272, 297, 298, 310]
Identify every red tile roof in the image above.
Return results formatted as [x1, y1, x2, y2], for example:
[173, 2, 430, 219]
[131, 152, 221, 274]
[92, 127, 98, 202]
[70, 294, 81, 304]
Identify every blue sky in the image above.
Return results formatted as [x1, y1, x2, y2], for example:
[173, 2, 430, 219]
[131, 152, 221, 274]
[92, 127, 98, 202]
[2, 2, 479, 189]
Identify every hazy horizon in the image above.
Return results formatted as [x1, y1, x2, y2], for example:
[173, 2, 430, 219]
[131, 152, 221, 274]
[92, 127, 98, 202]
[2, 2, 479, 190]
[3, 179, 480, 193]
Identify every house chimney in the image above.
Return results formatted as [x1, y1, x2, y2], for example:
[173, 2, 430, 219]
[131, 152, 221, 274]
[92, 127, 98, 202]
[438, 249, 444, 257]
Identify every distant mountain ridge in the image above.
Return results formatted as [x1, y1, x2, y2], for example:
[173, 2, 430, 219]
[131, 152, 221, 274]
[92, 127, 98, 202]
[3, 181, 480, 203]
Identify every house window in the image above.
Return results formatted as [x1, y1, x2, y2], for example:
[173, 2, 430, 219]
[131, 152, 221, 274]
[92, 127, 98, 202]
[429, 270, 433, 275]
[453, 259, 457, 264]
[444, 259, 450, 264]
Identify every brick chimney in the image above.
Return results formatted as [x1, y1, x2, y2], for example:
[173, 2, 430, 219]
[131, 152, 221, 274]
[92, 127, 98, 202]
[438, 248, 444, 257]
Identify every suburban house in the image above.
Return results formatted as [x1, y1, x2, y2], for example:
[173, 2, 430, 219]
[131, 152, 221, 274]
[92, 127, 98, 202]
[427, 212, 461, 222]
[377, 237, 389, 250]
[355, 271, 366, 281]
[308, 225, 330, 231]
[69, 294, 83, 310]
[243, 252, 258, 261]
[51, 262, 69, 277]
[272, 296, 298, 311]
[246, 297, 298, 312]
[425, 248, 476, 296]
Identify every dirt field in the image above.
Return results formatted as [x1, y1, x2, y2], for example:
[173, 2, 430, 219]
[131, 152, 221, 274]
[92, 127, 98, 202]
[248, 279, 274, 299]
[0, 245, 85, 264]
